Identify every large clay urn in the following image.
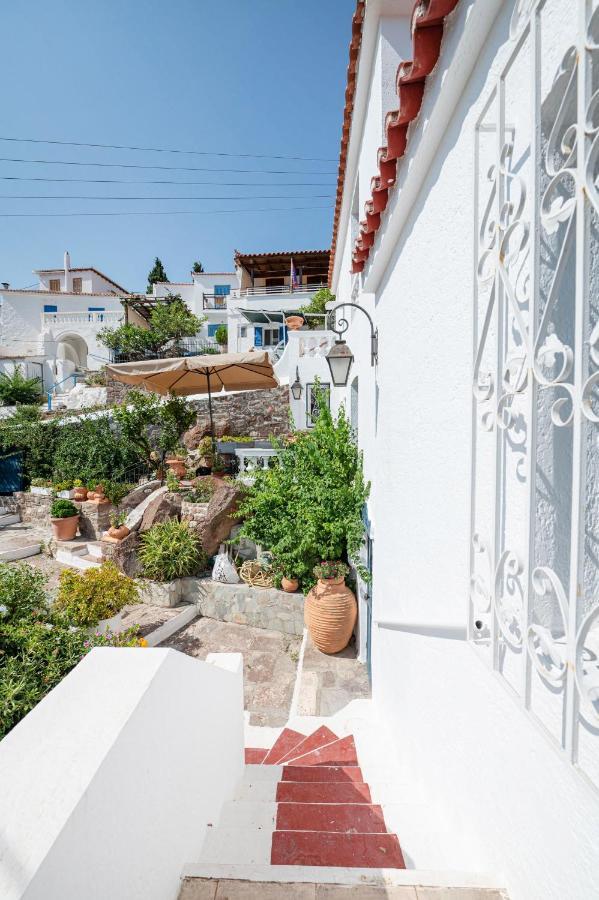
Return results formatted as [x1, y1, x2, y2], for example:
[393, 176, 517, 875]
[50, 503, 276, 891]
[285, 315, 304, 331]
[304, 576, 357, 654]
[51, 514, 79, 542]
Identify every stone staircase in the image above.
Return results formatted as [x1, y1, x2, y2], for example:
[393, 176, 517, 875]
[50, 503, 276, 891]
[54, 538, 106, 570]
[0, 505, 21, 528]
[0, 508, 46, 561]
[180, 726, 508, 898]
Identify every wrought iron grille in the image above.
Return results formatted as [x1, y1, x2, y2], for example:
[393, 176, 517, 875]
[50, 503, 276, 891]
[470, 0, 599, 788]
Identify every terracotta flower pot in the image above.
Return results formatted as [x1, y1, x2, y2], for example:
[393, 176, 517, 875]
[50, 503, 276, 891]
[73, 487, 88, 501]
[281, 576, 299, 593]
[108, 524, 130, 540]
[285, 315, 304, 331]
[167, 457, 187, 478]
[304, 576, 357, 654]
[51, 514, 79, 542]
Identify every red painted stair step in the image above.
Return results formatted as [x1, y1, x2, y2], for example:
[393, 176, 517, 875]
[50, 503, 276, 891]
[276, 726, 338, 764]
[282, 765, 364, 783]
[287, 734, 358, 767]
[271, 830, 405, 868]
[262, 728, 306, 766]
[244, 748, 268, 764]
[276, 781, 372, 804]
[276, 802, 387, 833]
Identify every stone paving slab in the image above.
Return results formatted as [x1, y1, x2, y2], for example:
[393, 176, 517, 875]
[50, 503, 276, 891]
[297, 635, 371, 717]
[161, 617, 301, 726]
[179, 880, 507, 899]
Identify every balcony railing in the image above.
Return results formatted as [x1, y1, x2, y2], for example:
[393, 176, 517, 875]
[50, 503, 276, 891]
[234, 282, 328, 298]
[203, 293, 228, 310]
[110, 337, 221, 364]
[42, 311, 123, 329]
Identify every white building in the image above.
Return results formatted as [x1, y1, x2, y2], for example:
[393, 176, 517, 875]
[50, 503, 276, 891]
[327, 1, 599, 898]
[0, 251, 127, 391]
[151, 250, 330, 356]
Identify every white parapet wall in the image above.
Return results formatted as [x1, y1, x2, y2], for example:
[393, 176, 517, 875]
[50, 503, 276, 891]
[0, 647, 244, 900]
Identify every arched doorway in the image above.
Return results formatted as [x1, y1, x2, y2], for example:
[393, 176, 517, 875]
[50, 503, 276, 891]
[56, 333, 88, 370]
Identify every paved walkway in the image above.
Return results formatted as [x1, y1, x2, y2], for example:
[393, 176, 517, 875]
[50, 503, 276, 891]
[162, 618, 302, 726]
[297, 635, 371, 717]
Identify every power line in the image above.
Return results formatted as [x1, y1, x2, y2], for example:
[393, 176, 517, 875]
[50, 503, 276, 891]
[0, 135, 338, 164]
[0, 194, 335, 201]
[0, 156, 337, 176]
[0, 205, 333, 218]
[0, 175, 335, 186]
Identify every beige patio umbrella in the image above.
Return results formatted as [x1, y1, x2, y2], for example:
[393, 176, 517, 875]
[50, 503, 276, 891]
[106, 350, 278, 452]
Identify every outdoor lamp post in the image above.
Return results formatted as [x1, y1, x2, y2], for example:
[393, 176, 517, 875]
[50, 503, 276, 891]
[290, 366, 303, 400]
[325, 302, 378, 387]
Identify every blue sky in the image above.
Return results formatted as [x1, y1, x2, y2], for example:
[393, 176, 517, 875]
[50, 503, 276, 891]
[0, 0, 355, 291]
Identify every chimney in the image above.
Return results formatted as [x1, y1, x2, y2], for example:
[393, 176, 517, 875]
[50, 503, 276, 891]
[63, 250, 71, 293]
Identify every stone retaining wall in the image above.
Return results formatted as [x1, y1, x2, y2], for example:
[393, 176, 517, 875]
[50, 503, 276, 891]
[182, 578, 304, 636]
[9, 492, 114, 540]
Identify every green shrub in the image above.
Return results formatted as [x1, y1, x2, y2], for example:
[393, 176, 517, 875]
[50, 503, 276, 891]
[185, 479, 214, 503]
[114, 390, 196, 464]
[139, 520, 207, 581]
[214, 324, 228, 346]
[53, 479, 73, 492]
[52, 416, 144, 485]
[54, 562, 139, 627]
[30, 477, 52, 488]
[0, 366, 43, 406]
[300, 287, 335, 330]
[50, 499, 78, 519]
[238, 393, 369, 591]
[102, 480, 136, 505]
[0, 562, 48, 623]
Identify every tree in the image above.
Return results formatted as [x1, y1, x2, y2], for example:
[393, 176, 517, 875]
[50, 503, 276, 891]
[192, 261, 204, 273]
[98, 296, 205, 359]
[214, 325, 228, 346]
[147, 257, 169, 294]
[113, 390, 196, 463]
[300, 287, 335, 330]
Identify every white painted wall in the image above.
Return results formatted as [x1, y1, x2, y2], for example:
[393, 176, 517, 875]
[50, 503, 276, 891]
[0, 648, 244, 900]
[274, 330, 335, 430]
[330, 1, 599, 898]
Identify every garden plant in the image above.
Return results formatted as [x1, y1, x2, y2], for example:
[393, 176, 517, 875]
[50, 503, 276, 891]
[139, 519, 208, 582]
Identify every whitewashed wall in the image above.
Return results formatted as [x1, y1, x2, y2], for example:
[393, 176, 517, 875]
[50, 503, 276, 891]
[0, 648, 244, 900]
[331, 1, 599, 898]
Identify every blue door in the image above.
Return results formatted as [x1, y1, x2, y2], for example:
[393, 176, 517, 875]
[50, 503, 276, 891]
[0, 452, 23, 493]
[254, 326, 263, 347]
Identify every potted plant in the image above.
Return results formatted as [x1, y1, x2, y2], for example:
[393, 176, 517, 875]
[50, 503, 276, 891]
[166, 445, 187, 478]
[30, 477, 52, 496]
[53, 479, 75, 499]
[72, 479, 88, 501]
[54, 562, 139, 634]
[281, 574, 299, 593]
[212, 454, 226, 478]
[50, 498, 80, 541]
[197, 435, 214, 474]
[304, 561, 357, 654]
[214, 324, 228, 350]
[104, 510, 130, 541]
[86, 482, 107, 502]
[285, 314, 305, 331]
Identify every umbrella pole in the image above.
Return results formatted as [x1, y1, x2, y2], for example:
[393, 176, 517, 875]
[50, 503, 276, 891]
[207, 377, 216, 461]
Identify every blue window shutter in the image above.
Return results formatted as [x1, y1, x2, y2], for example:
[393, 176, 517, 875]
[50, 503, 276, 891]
[278, 326, 284, 343]
[207, 324, 219, 337]
[254, 326, 263, 347]
[214, 284, 231, 296]
[44, 304, 58, 313]
[88, 306, 105, 311]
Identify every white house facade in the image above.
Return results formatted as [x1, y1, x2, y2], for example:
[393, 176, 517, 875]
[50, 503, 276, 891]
[0, 251, 126, 392]
[328, 1, 599, 899]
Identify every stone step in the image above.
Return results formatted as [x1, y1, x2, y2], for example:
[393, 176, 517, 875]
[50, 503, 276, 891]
[282, 766, 364, 783]
[197, 824, 274, 865]
[87, 541, 105, 560]
[271, 830, 405, 868]
[245, 748, 269, 764]
[287, 735, 358, 768]
[0, 540, 42, 562]
[276, 781, 372, 804]
[179, 869, 507, 897]
[262, 728, 306, 765]
[276, 726, 338, 765]
[0, 513, 21, 527]
[55, 547, 101, 570]
[276, 802, 387, 834]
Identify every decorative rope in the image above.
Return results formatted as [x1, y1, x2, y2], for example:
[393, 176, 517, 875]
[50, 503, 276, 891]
[239, 559, 274, 589]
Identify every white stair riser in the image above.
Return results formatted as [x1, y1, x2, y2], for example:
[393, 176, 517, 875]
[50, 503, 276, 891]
[197, 825, 273, 866]
[87, 543, 105, 560]
[0, 544, 41, 562]
[0, 514, 21, 527]
[55, 549, 100, 570]
[218, 801, 276, 829]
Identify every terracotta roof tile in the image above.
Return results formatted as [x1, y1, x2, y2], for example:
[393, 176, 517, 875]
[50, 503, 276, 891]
[330, 0, 460, 281]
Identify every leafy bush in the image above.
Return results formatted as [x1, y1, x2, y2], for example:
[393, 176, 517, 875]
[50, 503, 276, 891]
[185, 479, 214, 503]
[0, 366, 43, 406]
[53, 479, 73, 492]
[50, 499, 78, 519]
[30, 477, 52, 488]
[54, 562, 139, 627]
[52, 416, 145, 485]
[313, 560, 350, 580]
[165, 469, 180, 492]
[102, 480, 136, 505]
[214, 324, 228, 346]
[300, 287, 335, 330]
[0, 562, 49, 623]
[84, 368, 106, 387]
[139, 520, 208, 581]
[238, 394, 369, 590]
[99, 296, 205, 358]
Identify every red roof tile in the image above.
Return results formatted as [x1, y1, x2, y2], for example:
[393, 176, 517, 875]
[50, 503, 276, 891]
[330, 0, 460, 281]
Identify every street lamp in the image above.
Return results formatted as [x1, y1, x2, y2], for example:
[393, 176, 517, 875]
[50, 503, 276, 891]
[325, 302, 378, 388]
[290, 366, 303, 400]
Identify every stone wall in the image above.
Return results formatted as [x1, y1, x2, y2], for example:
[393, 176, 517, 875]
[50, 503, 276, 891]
[182, 578, 304, 636]
[106, 375, 291, 441]
[9, 492, 113, 539]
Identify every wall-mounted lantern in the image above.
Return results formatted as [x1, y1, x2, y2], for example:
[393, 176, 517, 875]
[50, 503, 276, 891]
[325, 302, 378, 387]
[290, 366, 303, 400]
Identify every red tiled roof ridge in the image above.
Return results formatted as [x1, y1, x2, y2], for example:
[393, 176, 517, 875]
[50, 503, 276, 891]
[328, 0, 366, 286]
[329, 0, 460, 283]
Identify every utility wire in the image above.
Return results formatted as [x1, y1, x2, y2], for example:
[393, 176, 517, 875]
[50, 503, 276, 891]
[0, 175, 335, 186]
[0, 156, 336, 176]
[0, 194, 335, 201]
[0, 205, 333, 218]
[0, 135, 337, 163]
